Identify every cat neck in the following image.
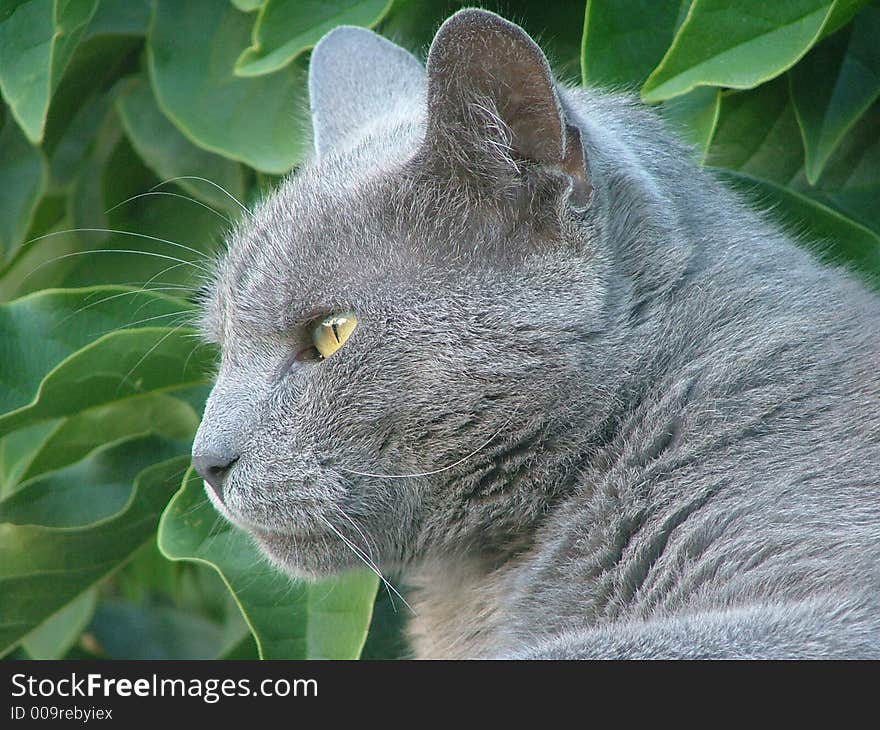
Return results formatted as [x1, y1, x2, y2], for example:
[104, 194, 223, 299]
[406, 554, 521, 659]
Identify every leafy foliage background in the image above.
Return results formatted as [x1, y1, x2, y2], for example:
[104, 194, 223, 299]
[1, 0, 878, 660]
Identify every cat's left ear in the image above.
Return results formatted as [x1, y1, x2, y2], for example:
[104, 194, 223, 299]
[309, 26, 425, 157]
[421, 9, 591, 208]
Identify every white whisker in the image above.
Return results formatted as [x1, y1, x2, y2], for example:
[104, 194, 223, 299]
[20, 227, 213, 264]
[104, 191, 235, 225]
[21, 249, 211, 289]
[327, 504, 397, 610]
[152, 176, 251, 218]
[52, 281, 193, 332]
[317, 514, 415, 615]
[330, 504, 378, 562]
[89, 310, 195, 338]
[116, 322, 193, 393]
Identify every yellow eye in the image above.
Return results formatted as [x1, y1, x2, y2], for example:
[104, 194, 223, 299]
[312, 312, 358, 359]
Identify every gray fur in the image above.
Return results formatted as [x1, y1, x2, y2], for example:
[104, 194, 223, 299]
[192, 10, 880, 659]
[309, 26, 425, 158]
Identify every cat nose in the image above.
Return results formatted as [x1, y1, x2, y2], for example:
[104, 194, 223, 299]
[192, 451, 238, 499]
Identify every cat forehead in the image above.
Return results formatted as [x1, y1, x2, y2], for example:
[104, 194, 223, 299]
[205, 134, 568, 344]
[204, 162, 452, 340]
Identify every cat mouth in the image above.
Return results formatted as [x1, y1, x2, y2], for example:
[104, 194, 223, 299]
[226, 506, 375, 575]
[208, 486, 382, 578]
[207, 487, 329, 541]
[226, 509, 329, 543]
[249, 523, 328, 544]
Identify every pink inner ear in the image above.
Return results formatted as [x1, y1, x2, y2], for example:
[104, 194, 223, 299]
[424, 9, 567, 166]
[563, 125, 593, 208]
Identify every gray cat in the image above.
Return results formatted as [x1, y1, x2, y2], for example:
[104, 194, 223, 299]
[191, 9, 880, 659]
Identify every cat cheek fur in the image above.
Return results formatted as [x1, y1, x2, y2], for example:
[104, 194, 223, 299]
[195, 301, 444, 577]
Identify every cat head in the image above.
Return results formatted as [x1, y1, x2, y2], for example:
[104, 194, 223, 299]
[192, 9, 613, 578]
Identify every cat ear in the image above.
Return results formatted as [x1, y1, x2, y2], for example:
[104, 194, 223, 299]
[309, 26, 426, 157]
[422, 9, 591, 207]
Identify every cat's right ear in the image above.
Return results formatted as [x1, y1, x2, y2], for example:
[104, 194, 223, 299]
[309, 26, 425, 157]
[419, 10, 591, 209]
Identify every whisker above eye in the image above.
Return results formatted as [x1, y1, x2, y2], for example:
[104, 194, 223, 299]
[151, 176, 252, 219]
[87, 310, 197, 338]
[19, 228, 214, 266]
[127, 262, 200, 315]
[20, 248, 213, 289]
[104, 190, 235, 226]
[52, 279, 197, 332]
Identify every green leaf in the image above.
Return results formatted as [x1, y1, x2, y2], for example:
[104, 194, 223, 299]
[0, 199, 79, 301]
[117, 76, 246, 216]
[21, 587, 97, 659]
[148, 0, 309, 174]
[17, 394, 199, 485]
[794, 101, 880, 239]
[0, 326, 213, 437]
[87, 598, 227, 660]
[642, 0, 846, 103]
[790, 3, 880, 183]
[663, 86, 722, 160]
[581, 0, 687, 88]
[159, 468, 379, 659]
[61, 96, 123, 249]
[0, 420, 57, 496]
[0, 0, 99, 143]
[215, 591, 260, 657]
[114, 541, 182, 605]
[45, 84, 115, 192]
[0, 287, 192, 416]
[709, 81, 880, 280]
[62, 131, 227, 290]
[231, 0, 265, 11]
[378, 0, 587, 79]
[36, 3, 148, 191]
[0, 287, 214, 436]
[22, 192, 66, 242]
[83, 0, 150, 38]
[235, 0, 393, 78]
[0, 455, 188, 656]
[1, 393, 196, 495]
[377, 0, 458, 52]
[708, 79, 804, 185]
[822, 0, 873, 35]
[218, 630, 260, 659]
[43, 35, 143, 191]
[0, 111, 47, 264]
[0, 195, 78, 302]
[506, 0, 588, 81]
[719, 170, 880, 279]
[0, 435, 190, 527]
[360, 585, 411, 659]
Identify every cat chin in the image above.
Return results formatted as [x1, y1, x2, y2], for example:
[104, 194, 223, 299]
[201, 482, 359, 578]
[250, 527, 358, 581]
